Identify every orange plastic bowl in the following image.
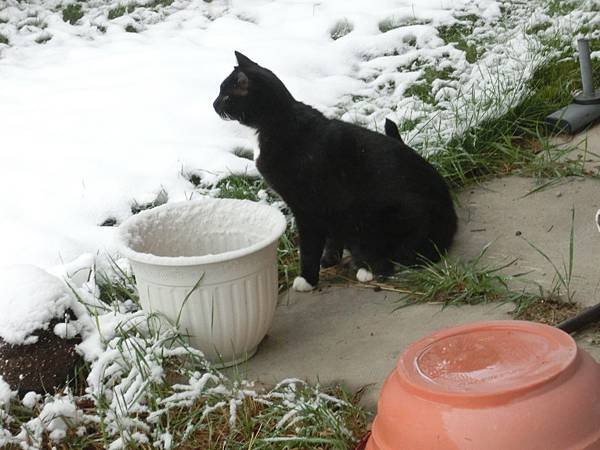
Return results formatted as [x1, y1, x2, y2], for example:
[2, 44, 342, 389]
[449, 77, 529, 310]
[367, 321, 600, 450]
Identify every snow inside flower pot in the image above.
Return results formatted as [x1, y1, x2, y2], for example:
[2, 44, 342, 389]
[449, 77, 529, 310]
[116, 198, 287, 368]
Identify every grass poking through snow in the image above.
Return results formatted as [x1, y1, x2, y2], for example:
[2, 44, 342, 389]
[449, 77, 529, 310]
[427, 51, 600, 189]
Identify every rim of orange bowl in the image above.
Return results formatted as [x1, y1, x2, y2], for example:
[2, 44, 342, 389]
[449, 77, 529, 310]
[395, 320, 579, 405]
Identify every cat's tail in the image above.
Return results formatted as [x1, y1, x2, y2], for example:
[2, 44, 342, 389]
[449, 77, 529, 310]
[384, 118, 403, 143]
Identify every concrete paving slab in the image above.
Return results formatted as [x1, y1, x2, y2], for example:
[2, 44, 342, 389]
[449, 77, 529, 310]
[454, 175, 600, 307]
[554, 121, 600, 173]
[229, 287, 513, 410]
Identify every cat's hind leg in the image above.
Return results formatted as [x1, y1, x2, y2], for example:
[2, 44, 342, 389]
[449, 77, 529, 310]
[320, 236, 344, 268]
[348, 236, 394, 282]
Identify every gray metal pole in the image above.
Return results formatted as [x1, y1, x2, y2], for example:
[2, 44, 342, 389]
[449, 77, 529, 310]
[578, 38, 594, 96]
[546, 38, 600, 133]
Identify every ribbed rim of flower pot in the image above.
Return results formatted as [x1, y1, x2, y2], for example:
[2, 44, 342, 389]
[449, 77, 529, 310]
[396, 320, 578, 403]
[116, 198, 287, 266]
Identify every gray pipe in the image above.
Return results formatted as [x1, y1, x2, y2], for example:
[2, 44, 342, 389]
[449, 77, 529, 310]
[578, 38, 594, 97]
[546, 38, 600, 133]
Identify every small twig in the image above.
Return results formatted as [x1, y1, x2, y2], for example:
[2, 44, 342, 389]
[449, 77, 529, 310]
[332, 273, 425, 295]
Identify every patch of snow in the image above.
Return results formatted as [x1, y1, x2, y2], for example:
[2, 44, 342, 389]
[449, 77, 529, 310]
[48, 253, 95, 288]
[53, 321, 80, 339]
[33, 396, 81, 443]
[0, 376, 15, 408]
[21, 391, 41, 410]
[0, 265, 84, 344]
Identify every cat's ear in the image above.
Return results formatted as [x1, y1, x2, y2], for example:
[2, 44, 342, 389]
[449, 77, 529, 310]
[236, 71, 249, 90]
[234, 51, 257, 68]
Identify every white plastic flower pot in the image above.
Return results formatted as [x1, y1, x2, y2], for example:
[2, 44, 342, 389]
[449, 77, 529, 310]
[116, 198, 287, 368]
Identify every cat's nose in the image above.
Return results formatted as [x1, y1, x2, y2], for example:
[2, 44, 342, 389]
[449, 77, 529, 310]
[213, 97, 222, 113]
[213, 95, 229, 114]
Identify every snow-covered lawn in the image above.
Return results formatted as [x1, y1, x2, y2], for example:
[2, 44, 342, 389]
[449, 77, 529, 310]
[3, 0, 596, 271]
[0, 0, 598, 448]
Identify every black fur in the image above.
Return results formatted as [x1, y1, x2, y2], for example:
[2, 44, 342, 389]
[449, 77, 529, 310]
[214, 52, 457, 287]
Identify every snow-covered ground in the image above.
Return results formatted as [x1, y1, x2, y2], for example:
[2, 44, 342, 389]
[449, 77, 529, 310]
[0, 0, 557, 271]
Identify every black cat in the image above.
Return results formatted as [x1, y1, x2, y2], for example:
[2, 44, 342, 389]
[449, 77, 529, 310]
[214, 51, 457, 291]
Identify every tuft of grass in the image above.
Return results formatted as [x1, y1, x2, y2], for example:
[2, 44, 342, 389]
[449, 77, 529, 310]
[437, 21, 479, 64]
[62, 4, 84, 25]
[404, 65, 455, 104]
[378, 16, 429, 33]
[330, 18, 353, 40]
[125, 24, 138, 33]
[521, 207, 577, 302]
[147, 0, 175, 8]
[351, 94, 367, 103]
[130, 188, 168, 214]
[215, 174, 266, 202]
[34, 32, 52, 44]
[547, 0, 578, 16]
[184, 171, 203, 186]
[96, 257, 139, 306]
[100, 217, 117, 227]
[232, 147, 254, 160]
[0, 33, 8, 45]
[276, 224, 299, 292]
[398, 118, 420, 133]
[526, 21, 552, 35]
[108, 3, 137, 20]
[391, 244, 537, 310]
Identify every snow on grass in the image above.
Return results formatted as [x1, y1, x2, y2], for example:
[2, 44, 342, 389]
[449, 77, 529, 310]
[3, 0, 594, 270]
[0, 262, 366, 449]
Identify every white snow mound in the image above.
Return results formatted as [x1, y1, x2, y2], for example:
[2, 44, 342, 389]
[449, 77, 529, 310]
[0, 376, 15, 407]
[0, 265, 79, 345]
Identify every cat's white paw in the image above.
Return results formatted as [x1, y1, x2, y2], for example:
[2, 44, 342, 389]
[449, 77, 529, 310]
[596, 209, 600, 233]
[356, 268, 374, 283]
[293, 276, 315, 292]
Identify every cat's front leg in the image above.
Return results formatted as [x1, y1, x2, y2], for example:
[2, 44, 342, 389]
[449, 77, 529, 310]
[293, 217, 326, 292]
